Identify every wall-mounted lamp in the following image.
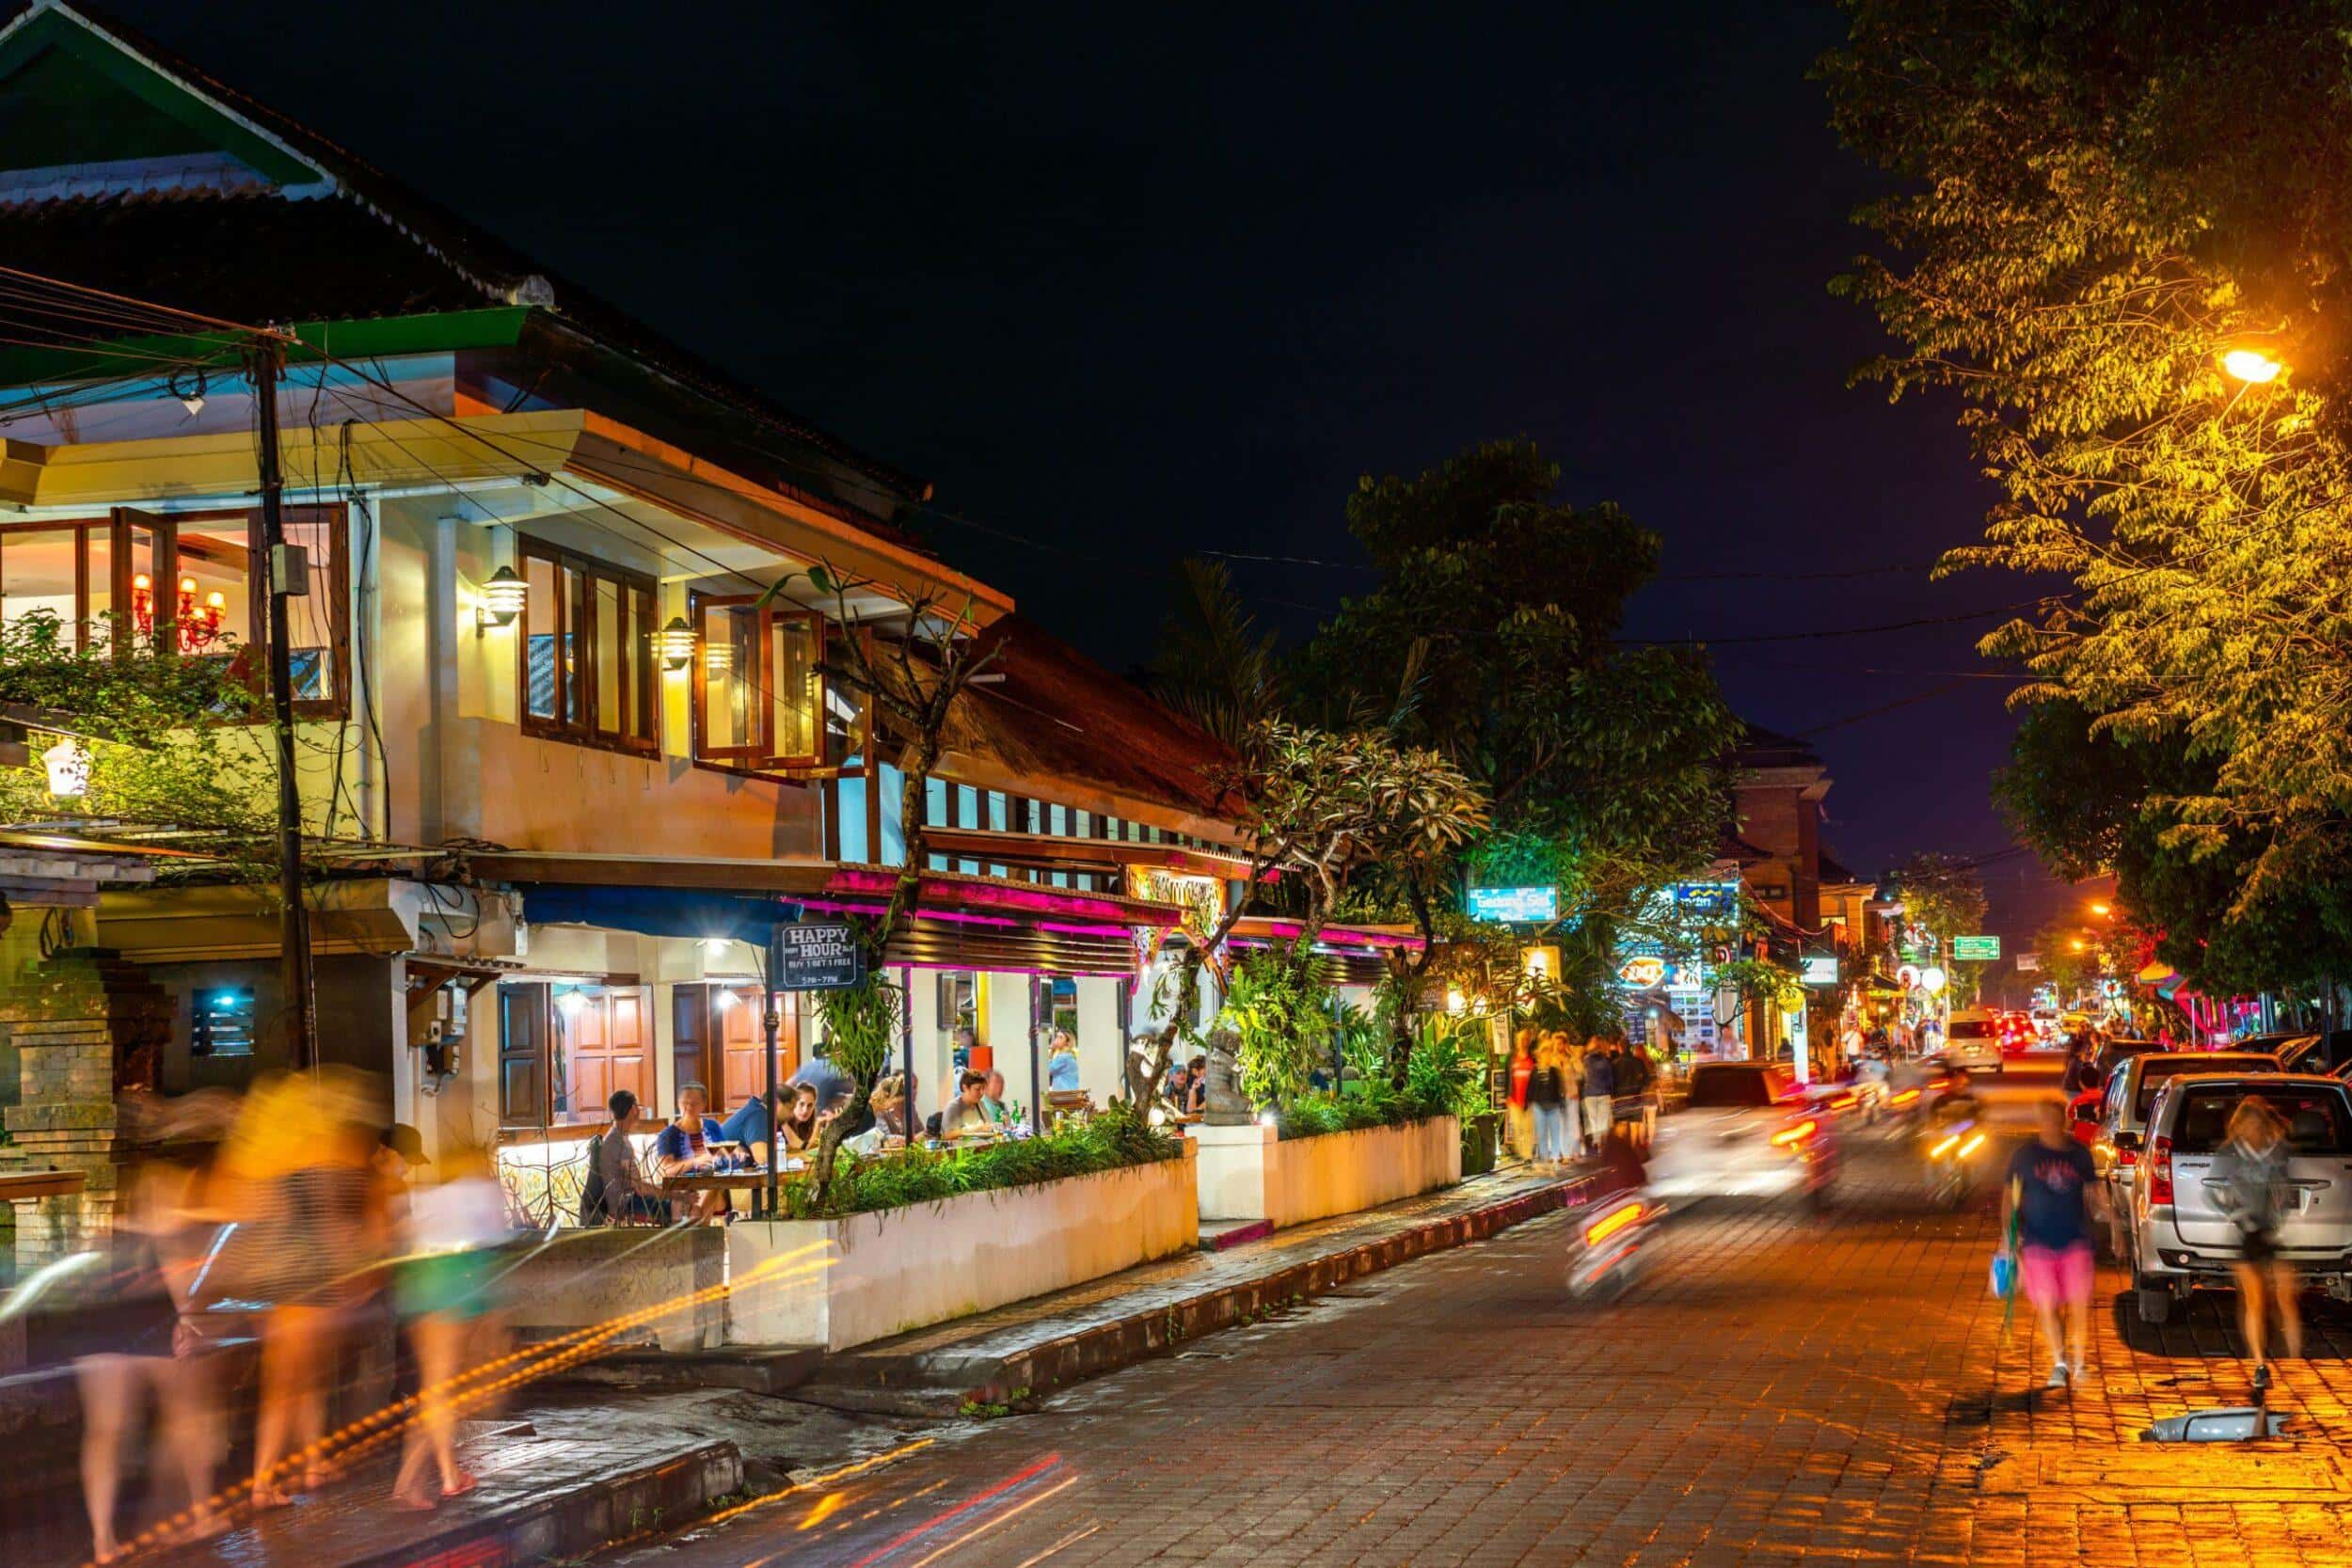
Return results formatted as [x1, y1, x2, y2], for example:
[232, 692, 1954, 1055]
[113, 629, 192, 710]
[472, 562, 524, 629]
[478, 564, 526, 629]
[655, 616, 696, 673]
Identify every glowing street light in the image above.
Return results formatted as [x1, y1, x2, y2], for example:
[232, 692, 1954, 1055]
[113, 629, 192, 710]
[2090, 901, 2111, 917]
[2222, 347, 2284, 385]
[2069, 938, 2087, 952]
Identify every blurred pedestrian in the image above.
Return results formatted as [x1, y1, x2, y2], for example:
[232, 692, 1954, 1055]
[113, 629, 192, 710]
[390, 1142, 508, 1511]
[1614, 1037, 1659, 1148]
[1580, 1037, 1616, 1160]
[2217, 1097, 2302, 1391]
[215, 1068, 389, 1508]
[1505, 1029, 1536, 1161]
[64, 1152, 223, 1560]
[2004, 1097, 2100, 1389]
[1526, 1039, 1570, 1163]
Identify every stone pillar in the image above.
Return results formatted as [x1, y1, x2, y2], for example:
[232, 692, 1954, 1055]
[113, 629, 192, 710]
[6, 1018, 118, 1271]
[1, 950, 167, 1275]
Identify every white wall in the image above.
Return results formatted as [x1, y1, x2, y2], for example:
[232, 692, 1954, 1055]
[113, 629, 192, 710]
[1074, 974, 1125, 1101]
[1193, 1117, 1461, 1227]
[727, 1144, 1198, 1351]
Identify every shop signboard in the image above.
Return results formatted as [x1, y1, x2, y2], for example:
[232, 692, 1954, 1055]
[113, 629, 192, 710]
[1126, 865, 1226, 938]
[2015, 952, 2041, 973]
[1800, 953, 1839, 987]
[1617, 955, 1668, 989]
[1951, 935, 2001, 961]
[1669, 880, 1738, 915]
[779, 922, 864, 990]
[1468, 885, 1558, 923]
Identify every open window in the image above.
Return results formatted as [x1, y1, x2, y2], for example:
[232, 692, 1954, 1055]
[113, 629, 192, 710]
[690, 594, 830, 769]
[517, 537, 659, 754]
[0, 505, 346, 716]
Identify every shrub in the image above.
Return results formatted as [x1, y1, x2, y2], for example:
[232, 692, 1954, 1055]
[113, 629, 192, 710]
[783, 1101, 1180, 1218]
[1276, 1083, 1447, 1140]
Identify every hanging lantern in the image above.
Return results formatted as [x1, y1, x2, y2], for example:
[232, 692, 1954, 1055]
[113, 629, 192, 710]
[478, 564, 526, 628]
[654, 616, 696, 673]
[131, 573, 154, 638]
[41, 736, 89, 800]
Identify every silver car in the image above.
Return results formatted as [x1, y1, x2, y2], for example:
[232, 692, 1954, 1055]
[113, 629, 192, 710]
[1647, 1062, 1836, 1206]
[2091, 1050, 2280, 1220]
[2120, 1071, 2352, 1323]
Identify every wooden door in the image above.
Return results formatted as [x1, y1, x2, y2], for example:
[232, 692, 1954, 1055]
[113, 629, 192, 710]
[720, 988, 766, 1108]
[499, 983, 549, 1128]
[608, 990, 651, 1107]
[673, 986, 714, 1105]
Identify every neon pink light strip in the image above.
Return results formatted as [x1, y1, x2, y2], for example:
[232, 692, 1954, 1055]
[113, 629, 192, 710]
[826, 868, 1183, 927]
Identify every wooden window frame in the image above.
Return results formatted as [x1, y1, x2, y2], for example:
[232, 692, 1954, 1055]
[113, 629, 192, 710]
[688, 592, 827, 772]
[0, 505, 348, 718]
[516, 536, 659, 756]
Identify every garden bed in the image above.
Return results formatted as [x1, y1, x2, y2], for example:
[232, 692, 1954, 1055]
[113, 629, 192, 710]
[1192, 1114, 1460, 1228]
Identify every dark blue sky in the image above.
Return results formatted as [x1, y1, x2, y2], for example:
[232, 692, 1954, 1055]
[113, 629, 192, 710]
[112, 0, 2081, 963]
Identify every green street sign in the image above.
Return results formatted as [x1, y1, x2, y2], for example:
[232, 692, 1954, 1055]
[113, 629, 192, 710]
[1951, 935, 2001, 961]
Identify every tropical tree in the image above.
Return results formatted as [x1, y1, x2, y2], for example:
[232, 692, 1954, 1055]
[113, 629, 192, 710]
[1824, 1, 2352, 935]
[770, 564, 1000, 1203]
[1123, 718, 1486, 1108]
[1889, 851, 1988, 1006]
[1295, 440, 1740, 969]
[1145, 558, 1282, 751]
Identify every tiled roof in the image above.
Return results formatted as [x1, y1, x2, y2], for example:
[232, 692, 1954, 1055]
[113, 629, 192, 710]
[943, 616, 1238, 825]
[0, 188, 481, 325]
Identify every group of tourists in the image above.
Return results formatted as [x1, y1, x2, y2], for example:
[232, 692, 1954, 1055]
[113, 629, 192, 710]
[1506, 1029, 1658, 1164]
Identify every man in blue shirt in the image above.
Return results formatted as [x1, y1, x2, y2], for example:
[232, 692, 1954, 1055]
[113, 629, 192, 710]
[2005, 1097, 2102, 1388]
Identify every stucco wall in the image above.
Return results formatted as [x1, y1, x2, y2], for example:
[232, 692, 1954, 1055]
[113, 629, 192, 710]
[501, 1223, 730, 1353]
[1193, 1117, 1460, 1228]
[727, 1141, 1199, 1352]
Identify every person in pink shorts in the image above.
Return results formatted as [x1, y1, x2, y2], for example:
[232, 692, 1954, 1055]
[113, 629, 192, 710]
[2005, 1097, 2103, 1388]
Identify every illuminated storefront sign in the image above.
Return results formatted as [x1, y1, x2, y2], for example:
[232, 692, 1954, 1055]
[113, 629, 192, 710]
[1468, 885, 1559, 923]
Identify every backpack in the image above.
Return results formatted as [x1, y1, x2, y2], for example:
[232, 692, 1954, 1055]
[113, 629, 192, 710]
[578, 1132, 610, 1226]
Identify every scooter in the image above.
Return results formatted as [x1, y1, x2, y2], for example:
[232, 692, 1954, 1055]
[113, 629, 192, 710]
[1566, 1190, 1663, 1300]
[1922, 1114, 1989, 1209]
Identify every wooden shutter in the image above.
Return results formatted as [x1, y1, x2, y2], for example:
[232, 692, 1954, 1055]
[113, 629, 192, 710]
[499, 983, 549, 1129]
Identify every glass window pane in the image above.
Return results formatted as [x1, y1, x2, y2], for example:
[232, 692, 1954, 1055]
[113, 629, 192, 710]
[561, 565, 587, 729]
[629, 586, 657, 743]
[594, 577, 621, 736]
[281, 510, 338, 701]
[771, 613, 819, 761]
[176, 521, 249, 661]
[0, 529, 83, 652]
[697, 601, 759, 753]
[525, 555, 559, 721]
[85, 526, 112, 654]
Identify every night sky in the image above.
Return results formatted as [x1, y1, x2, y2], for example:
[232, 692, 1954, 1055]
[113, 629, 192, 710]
[109, 0, 2081, 973]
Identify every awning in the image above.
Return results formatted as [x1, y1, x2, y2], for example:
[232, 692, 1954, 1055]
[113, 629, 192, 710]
[467, 853, 1183, 977]
[1226, 916, 1422, 989]
[516, 884, 799, 944]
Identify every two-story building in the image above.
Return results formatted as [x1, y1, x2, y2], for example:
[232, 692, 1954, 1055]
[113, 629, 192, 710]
[0, 1, 1403, 1199]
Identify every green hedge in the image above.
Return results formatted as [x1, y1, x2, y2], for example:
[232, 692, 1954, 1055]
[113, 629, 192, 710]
[783, 1101, 1182, 1219]
[1275, 1086, 1450, 1141]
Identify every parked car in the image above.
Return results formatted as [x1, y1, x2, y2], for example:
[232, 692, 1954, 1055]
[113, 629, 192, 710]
[2119, 1071, 2352, 1323]
[1941, 1009, 2005, 1071]
[1646, 1062, 1836, 1207]
[2092, 1050, 2282, 1221]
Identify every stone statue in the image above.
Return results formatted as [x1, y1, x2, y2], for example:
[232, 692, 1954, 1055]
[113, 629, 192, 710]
[1202, 1027, 1251, 1125]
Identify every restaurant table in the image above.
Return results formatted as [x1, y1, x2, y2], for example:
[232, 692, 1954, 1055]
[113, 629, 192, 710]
[662, 1164, 790, 1216]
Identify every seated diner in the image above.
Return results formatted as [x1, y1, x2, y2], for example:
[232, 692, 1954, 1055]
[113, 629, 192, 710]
[589, 1089, 667, 1225]
[653, 1082, 727, 1222]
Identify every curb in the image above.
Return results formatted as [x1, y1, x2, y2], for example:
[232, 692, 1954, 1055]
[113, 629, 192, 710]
[328, 1439, 740, 1568]
[842, 1170, 1617, 1411]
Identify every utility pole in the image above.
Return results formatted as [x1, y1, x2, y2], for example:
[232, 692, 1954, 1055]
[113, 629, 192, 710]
[251, 336, 318, 1070]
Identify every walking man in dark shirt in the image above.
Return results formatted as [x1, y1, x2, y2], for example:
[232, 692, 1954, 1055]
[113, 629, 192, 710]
[2005, 1097, 2103, 1388]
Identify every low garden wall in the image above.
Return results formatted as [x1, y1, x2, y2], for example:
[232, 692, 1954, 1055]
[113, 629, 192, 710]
[726, 1140, 1199, 1352]
[501, 1225, 729, 1353]
[1193, 1115, 1460, 1229]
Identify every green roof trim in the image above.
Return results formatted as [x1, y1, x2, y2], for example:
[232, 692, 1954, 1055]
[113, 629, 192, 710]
[0, 8, 318, 186]
[0, 307, 535, 393]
